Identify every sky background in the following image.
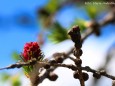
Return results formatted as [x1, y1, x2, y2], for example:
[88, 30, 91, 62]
[0, 0, 115, 86]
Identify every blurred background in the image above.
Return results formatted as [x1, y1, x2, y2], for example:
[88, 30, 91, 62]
[0, 0, 115, 86]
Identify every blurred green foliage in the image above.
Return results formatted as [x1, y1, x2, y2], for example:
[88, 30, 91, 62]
[12, 80, 21, 86]
[48, 22, 68, 43]
[12, 52, 21, 61]
[0, 72, 21, 86]
[85, 4, 107, 19]
[45, 0, 59, 13]
[11, 76, 21, 86]
[23, 66, 33, 78]
[0, 73, 10, 82]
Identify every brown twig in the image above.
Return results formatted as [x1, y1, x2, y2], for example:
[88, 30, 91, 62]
[1, 60, 115, 80]
[68, 25, 85, 86]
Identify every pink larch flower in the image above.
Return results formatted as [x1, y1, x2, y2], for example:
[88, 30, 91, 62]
[22, 42, 42, 61]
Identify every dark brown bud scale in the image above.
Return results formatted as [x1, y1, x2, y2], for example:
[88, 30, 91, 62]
[74, 38, 81, 44]
[73, 71, 79, 79]
[82, 72, 89, 81]
[73, 48, 77, 56]
[68, 25, 80, 36]
[77, 49, 83, 56]
[49, 60, 57, 64]
[55, 57, 64, 63]
[75, 43, 82, 49]
[93, 72, 101, 79]
[73, 49, 83, 56]
[44, 64, 50, 69]
[72, 25, 80, 32]
[48, 73, 58, 81]
[68, 25, 82, 50]
[75, 59, 82, 66]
